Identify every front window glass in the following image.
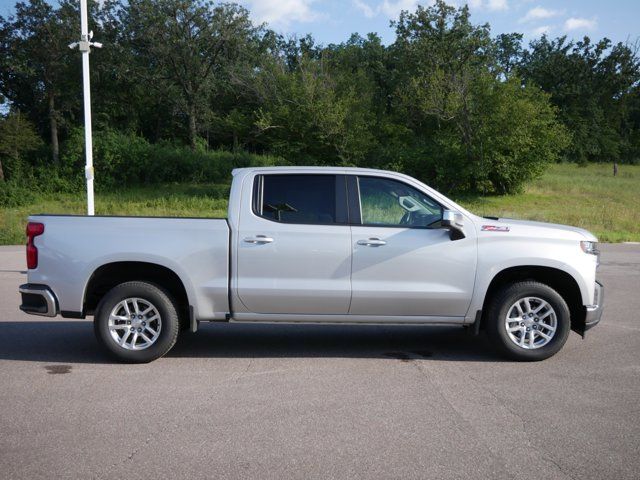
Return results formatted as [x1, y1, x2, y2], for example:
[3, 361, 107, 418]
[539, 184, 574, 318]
[358, 176, 443, 228]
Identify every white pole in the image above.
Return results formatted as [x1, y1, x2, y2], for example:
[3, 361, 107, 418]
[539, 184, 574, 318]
[80, 0, 94, 215]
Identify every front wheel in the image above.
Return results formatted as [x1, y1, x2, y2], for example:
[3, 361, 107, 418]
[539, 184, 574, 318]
[486, 281, 571, 361]
[94, 281, 180, 363]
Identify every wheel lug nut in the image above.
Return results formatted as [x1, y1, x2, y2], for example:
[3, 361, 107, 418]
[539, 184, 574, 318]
[520, 322, 525, 326]
[529, 313, 533, 317]
[534, 318, 539, 322]
[138, 315, 143, 319]
[127, 321, 131, 325]
[526, 327, 531, 331]
[142, 322, 146, 326]
[533, 325, 538, 330]
[522, 315, 527, 319]
[130, 327, 135, 331]
[137, 328, 142, 332]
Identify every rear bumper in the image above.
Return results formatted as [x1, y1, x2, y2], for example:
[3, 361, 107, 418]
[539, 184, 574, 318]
[19, 284, 58, 317]
[584, 281, 604, 332]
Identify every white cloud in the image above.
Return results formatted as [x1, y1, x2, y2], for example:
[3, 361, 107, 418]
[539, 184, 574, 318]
[244, 0, 321, 28]
[353, 0, 376, 18]
[531, 24, 551, 36]
[352, 0, 429, 20]
[352, 0, 509, 21]
[519, 6, 561, 23]
[380, 0, 422, 19]
[564, 16, 597, 31]
[466, 0, 508, 11]
[486, 0, 508, 11]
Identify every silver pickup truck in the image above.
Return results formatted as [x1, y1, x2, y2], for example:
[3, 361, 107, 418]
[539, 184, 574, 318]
[19, 167, 603, 362]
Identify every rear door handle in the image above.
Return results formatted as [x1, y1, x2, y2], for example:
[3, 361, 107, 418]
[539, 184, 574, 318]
[243, 235, 274, 244]
[357, 238, 386, 247]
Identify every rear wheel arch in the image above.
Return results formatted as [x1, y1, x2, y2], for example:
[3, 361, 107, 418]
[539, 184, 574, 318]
[481, 266, 586, 334]
[83, 261, 191, 329]
[94, 280, 180, 362]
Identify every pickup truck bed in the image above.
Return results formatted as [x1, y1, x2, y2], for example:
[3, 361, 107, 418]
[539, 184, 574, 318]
[24, 215, 231, 323]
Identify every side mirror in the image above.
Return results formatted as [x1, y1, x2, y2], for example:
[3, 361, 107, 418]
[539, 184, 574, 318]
[442, 210, 465, 240]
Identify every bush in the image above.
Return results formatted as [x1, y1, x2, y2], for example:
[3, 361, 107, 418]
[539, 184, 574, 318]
[0, 181, 35, 207]
[60, 128, 288, 189]
[0, 157, 82, 207]
[1, 128, 287, 207]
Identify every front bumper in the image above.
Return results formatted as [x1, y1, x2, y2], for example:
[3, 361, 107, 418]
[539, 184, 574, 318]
[584, 281, 604, 332]
[19, 284, 58, 317]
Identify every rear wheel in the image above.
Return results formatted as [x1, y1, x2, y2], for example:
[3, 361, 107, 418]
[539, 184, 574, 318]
[94, 281, 180, 363]
[486, 281, 571, 361]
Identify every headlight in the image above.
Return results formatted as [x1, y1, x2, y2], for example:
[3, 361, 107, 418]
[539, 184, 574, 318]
[580, 241, 599, 255]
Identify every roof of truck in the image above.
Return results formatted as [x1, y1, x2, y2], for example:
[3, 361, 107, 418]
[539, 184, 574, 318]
[231, 166, 401, 176]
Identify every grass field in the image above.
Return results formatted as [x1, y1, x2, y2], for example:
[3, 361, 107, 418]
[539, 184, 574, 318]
[1, 163, 638, 244]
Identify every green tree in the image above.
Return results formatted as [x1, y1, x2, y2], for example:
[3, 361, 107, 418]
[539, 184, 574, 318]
[389, 1, 568, 192]
[521, 36, 640, 164]
[392, 2, 493, 186]
[253, 51, 374, 165]
[475, 77, 570, 193]
[125, 0, 259, 149]
[620, 84, 640, 163]
[494, 33, 524, 78]
[0, 0, 80, 163]
[0, 111, 43, 180]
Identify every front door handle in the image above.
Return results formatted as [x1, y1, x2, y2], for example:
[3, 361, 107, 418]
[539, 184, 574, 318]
[243, 235, 274, 244]
[357, 238, 386, 247]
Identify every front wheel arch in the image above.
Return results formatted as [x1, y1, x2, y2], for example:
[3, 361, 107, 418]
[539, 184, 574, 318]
[481, 266, 586, 335]
[486, 280, 571, 361]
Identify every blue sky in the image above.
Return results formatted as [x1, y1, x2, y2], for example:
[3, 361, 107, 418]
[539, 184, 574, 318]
[1, 0, 638, 46]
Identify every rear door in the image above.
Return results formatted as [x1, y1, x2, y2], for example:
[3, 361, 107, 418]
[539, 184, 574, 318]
[348, 175, 477, 317]
[236, 173, 352, 315]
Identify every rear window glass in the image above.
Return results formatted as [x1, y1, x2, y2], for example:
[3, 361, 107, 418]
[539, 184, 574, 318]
[256, 174, 337, 225]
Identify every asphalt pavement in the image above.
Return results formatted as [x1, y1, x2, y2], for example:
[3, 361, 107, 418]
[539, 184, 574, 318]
[0, 243, 639, 480]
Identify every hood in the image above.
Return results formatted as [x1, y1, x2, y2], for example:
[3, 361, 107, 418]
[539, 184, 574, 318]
[477, 217, 598, 242]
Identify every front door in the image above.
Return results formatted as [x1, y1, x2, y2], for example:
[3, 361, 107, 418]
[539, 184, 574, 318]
[349, 175, 477, 317]
[236, 173, 352, 315]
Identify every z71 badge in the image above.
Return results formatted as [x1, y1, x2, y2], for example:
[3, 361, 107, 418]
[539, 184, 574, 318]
[481, 225, 510, 232]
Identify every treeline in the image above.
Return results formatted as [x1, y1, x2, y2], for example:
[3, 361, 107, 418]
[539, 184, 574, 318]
[1, 0, 639, 195]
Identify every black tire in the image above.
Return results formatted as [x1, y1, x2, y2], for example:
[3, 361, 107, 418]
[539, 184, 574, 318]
[486, 281, 571, 361]
[94, 281, 180, 363]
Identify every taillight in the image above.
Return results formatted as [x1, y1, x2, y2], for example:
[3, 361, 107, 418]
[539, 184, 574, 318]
[26, 222, 44, 269]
